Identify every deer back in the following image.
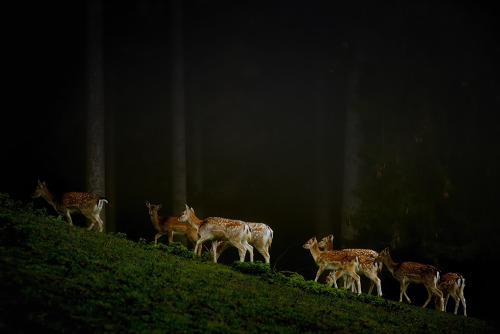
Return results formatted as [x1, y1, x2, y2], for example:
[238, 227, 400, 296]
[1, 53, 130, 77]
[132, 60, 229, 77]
[343, 248, 381, 272]
[157, 215, 190, 233]
[439, 272, 465, 295]
[396, 261, 440, 285]
[62, 192, 101, 211]
[246, 222, 273, 248]
[319, 250, 356, 266]
[199, 217, 249, 242]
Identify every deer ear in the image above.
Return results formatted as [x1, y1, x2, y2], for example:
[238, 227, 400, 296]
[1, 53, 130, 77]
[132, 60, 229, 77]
[158, 204, 162, 209]
[145, 201, 150, 206]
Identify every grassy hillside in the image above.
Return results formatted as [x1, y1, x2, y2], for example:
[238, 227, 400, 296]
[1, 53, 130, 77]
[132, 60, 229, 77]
[0, 193, 493, 333]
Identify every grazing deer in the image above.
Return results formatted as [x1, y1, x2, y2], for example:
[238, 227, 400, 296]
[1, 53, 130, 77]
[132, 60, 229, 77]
[179, 204, 253, 263]
[302, 236, 361, 294]
[319, 235, 383, 296]
[145, 201, 201, 254]
[31, 180, 109, 232]
[216, 222, 273, 264]
[435, 272, 467, 316]
[376, 247, 444, 311]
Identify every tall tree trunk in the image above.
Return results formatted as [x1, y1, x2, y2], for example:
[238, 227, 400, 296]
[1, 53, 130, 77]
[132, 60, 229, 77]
[313, 68, 331, 238]
[86, 0, 106, 231]
[341, 67, 362, 246]
[171, 0, 187, 217]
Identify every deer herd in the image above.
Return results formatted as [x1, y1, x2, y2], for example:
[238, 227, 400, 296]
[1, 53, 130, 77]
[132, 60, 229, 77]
[31, 180, 467, 316]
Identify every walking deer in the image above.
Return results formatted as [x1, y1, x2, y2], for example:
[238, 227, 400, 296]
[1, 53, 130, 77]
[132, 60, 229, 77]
[376, 247, 444, 311]
[145, 201, 201, 254]
[179, 204, 253, 263]
[435, 272, 467, 316]
[319, 235, 383, 296]
[31, 180, 109, 232]
[303, 236, 361, 294]
[216, 222, 273, 263]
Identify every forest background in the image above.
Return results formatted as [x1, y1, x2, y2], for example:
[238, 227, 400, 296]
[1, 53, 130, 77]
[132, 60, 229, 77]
[2, 0, 499, 323]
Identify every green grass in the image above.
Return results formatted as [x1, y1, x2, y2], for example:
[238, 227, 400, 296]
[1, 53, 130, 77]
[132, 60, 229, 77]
[0, 193, 494, 333]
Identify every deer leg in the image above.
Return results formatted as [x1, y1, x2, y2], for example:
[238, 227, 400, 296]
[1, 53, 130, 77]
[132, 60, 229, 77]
[452, 294, 460, 315]
[460, 293, 467, 316]
[65, 210, 73, 225]
[168, 231, 174, 244]
[375, 277, 383, 297]
[400, 280, 411, 303]
[425, 286, 444, 310]
[367, 281, 374, 295]
[367, 272, 382, 296]
[351, 272, 361, 295]
[244, 242, 253, 262]
[443, 294, 450, 311]
[87, 217, 97, 231]
[343, 275, 350, 288]
[194, 236, 209, 257]
[233, 242, 248, 262]
[333, 270, 345, 288]
[422, 287, 433, 308]
[315, 264, 326, 282]
[259, 247, 270, 264]
[94, 214, 104, 232]
[211, 241, 219, 263]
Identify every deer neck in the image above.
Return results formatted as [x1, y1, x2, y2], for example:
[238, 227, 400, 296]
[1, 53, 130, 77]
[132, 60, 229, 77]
[308, 242, 322, 262]
[187, 212, 203, 231]
[382, 252, 398, 275]
[150, 211, 161, 231]
[41, 189, 59, 212]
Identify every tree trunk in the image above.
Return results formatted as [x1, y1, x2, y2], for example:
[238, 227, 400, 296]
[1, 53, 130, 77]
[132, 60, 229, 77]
[341, 67, 362, 246]
[313, 69, 331, 239]
[86, 0, 106, 231]
[171, 0, 187, 218]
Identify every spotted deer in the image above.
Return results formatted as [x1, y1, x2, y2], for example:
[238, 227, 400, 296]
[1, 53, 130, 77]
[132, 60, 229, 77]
[319, 235, 383, 296]
[216, 222, 273, 264]
[303, 236, 361, 294]
[376, 247, 444, 311]
[178, 204, 253, 263]
[31, 180, 109, 232]
[145, 201, 201, 254]
[435, 272, 467, 316]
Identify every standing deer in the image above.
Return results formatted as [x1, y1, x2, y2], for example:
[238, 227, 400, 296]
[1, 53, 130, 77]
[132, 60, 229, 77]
[376, 247, 444, 311]
[435, 272, 467, 316]
[216, 222, 273, 264]
[145, 201, 201, 254]
[31, 180, 109, 232]
[319, 234, 383, 296]
[302, 236, 361, 294]
[178, 204, 253, 263]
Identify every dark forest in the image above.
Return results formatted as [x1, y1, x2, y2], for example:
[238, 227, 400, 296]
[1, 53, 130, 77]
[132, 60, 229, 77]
[2, 0, 499, 323]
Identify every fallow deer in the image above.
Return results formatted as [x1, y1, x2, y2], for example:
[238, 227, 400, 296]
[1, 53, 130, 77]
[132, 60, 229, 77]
[179, 204, 253, 263]
[435, 272, 467, 316]
[319, 234, 383, 296]
[302, 236, 361, 294]
[376, 247, 444, 311]
[216, 222, 273, 264]
[31, 180, 109, 232]
[145, 201, 201, 254]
